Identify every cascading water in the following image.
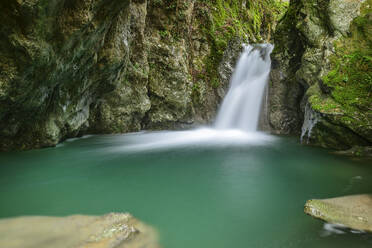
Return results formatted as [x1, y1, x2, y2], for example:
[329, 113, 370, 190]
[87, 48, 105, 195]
[215, 44, 274, 131]
[301, 103, 320, 144]
[107, 44, 275, 152]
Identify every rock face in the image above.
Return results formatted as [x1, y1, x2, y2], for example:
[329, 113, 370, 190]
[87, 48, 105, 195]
[0, 0, 286, 151]
[305, 195, 372, 233]
[0, 213, 159, 248]
[269, 0, 372, 149]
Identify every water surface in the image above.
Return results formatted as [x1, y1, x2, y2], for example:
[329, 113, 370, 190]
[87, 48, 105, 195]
[0, 131, 372, 248]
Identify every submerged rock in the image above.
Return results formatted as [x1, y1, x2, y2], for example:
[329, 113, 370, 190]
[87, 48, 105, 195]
[334, 146, 372, 158]
[0, 213, 159, 248]
[304, 195, 372, 233]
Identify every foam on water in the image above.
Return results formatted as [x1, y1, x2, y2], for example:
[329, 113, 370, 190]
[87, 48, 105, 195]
[110, 128, 275, 153]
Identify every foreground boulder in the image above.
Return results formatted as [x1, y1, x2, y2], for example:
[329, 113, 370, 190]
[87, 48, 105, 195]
[304, 195, 372, 233]
[0, 213, 159, 248]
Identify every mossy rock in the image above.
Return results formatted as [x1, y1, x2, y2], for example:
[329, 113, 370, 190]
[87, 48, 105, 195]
[270, 0, 372, 149]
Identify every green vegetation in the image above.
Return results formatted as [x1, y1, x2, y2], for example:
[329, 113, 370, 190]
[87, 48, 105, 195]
[309, 88, 342, 115]
[158, 29, 170, 39]
[318, 1, 372, 127]
[148, 0, 288, 93]
[323, 1, 372, 110]
[323, 51, 372, 111]
[195, 0, 288, 87]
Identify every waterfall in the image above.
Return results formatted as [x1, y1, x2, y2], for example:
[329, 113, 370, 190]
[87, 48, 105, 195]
[215, 44, 274, 132]
[110, 43, 276, 152]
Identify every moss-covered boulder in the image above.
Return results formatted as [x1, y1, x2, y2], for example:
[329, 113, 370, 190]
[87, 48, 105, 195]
[270, 0, 372, 149]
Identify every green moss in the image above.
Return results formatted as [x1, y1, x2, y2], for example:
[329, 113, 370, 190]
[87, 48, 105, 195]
[158, 29, 169, 39]
[148, 0, 287, 89]
[308, 84, 343, 114]
[316, 0, 372, 133]
[196, 0, 288, 88]
[192, 82, 200, 92]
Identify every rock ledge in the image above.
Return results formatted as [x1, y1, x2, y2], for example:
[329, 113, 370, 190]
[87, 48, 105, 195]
[0, 213, 159, 248]
[304, 194, 372, 233]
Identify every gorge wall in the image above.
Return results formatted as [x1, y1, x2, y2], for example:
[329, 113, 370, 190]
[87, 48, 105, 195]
[2, 0, 369, 152]
[269, 0, 372, 150]
[0, 0, 285, 151]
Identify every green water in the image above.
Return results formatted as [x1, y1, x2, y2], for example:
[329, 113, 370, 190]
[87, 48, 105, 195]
[0, 131, 372, 248]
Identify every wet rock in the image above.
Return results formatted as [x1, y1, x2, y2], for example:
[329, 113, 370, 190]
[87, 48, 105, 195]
[305, 195, 372, 233]
[0, 0, 285, 151]
[334, 146, 372, 158]
[218, 38, 245, 91]
[0, 0, 287, 151]
[269, 0, 372, 149]
[0, 213, 159, 248]
[0, 0, 133, 150]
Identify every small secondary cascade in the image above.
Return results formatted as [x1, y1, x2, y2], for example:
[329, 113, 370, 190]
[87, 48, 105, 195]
[300, 103, 320, 144]
[215, 44, 274, 132]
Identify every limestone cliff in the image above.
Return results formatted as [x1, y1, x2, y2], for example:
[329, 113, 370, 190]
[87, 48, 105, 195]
[0, 0, 286, 151]
[269, 0, 372, 149]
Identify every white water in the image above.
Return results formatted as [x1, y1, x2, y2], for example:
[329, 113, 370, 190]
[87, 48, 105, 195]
[301, 103, 320, 144]
[215, 44, 274, 131]
[98, 44, 275, 153]
[108, 128, 274, 153]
